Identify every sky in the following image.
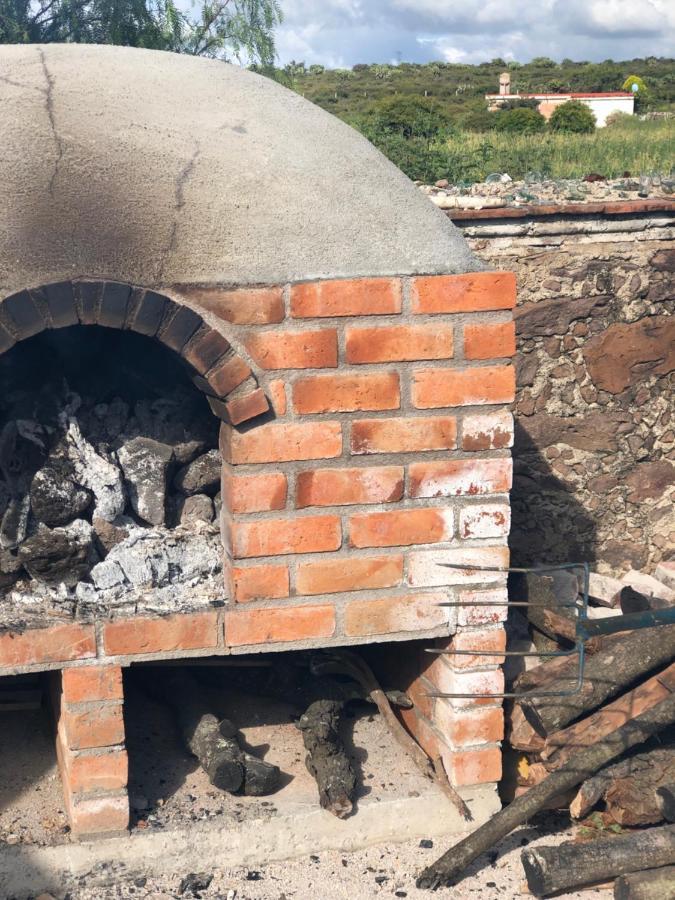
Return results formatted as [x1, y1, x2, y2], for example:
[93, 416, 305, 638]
[274, 0, 675, 67]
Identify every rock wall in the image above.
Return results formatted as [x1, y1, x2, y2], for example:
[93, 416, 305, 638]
[454, 205, 675, 575]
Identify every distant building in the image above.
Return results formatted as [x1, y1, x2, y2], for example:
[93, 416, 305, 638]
[486, 72, 634, 127]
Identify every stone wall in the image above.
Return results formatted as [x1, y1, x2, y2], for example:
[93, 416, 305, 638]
[453, 203, 675, 574]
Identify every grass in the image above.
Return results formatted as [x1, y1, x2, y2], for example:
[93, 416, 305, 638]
[446, 118, 675, 182]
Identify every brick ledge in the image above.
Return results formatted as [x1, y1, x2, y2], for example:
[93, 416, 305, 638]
[446, 198, 675, 221]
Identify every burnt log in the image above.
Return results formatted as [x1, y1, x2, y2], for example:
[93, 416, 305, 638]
[521, 824, 675, 897]
[570, 746, 675, 824]
[416, 693, 675, 890]
[614, 866, 675, 900]
[657, 784, 675, 822]
[296, 699, 356, 819]
[517, 623, 675, 742]
[620, 585, 674, 614]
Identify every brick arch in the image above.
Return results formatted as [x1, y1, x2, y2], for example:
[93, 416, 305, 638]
[0, 280, 270, 426]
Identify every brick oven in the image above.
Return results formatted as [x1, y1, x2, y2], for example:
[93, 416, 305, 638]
[0, 45, 515, 839]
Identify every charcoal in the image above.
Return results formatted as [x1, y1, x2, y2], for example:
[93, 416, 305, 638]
[30, 456, 92, 527]
[0, 548, 23, 589]
[18, 520, 97, 585]
[0, 495, 31, 550]
[174, 450, 221, 496]
[117, 436, 174, 526]
[179, 494, 215, 526]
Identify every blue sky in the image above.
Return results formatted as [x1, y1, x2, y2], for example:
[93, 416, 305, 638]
[274, 0, 675, 66]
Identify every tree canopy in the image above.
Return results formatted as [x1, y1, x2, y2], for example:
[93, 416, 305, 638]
[0, 0, 282, 64]
[549, 100, 596, 133]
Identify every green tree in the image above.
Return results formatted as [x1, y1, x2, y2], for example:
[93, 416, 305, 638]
[0, 0, 282, 65]
[495, 106, 546, 134]
[368, 94, 452, 143]
[549, 99, 596, 133]
[622, 74, 651, 111]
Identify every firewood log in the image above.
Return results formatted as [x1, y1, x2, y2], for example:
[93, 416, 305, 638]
[570, 746, 675, 824]
[614, 865, 675, 900]
[416, 693, 675, 890]
[657, 784, 675, 822]
[296, 699, 356, 819]
[521, 824, 675, 897]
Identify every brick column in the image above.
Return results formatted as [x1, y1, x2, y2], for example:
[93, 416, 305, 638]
[53, 666, 130, 837]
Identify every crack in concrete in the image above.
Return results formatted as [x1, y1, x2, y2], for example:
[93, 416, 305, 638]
[156, 142, 201, 283]
[37, 47, 64, 198]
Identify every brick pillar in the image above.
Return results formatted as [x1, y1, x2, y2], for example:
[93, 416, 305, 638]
[53, 666, 130, 837]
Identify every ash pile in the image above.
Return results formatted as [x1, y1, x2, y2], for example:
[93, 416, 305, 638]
[0, 329, 224, 626]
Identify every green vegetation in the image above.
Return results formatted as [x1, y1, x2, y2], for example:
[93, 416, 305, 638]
[495, 107, 546, 134]
[549, 100, 596, 133]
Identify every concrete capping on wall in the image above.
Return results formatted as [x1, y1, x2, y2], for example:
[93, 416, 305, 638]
[447, 198, 675, 222]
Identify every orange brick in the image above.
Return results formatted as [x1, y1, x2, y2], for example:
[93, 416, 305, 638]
[349, 508, 453, 548]
[457, 588, 509, 626]
[268, 379, 287, 415]
[229, 564, 290, 602]
[227, 603, 336, 646]
[223, 472, 287, 513]
[459, 503, 511, 539]
[344, 592, 449, 637]
[407, 547, 510, 588]
[103, 612, 219, 656]
[61, 705, 125, 751]
[229, 515, 342, 558]
[181, 286, 285, 325]
[412, 365, 515, 408]
[426, 663, 505, 709]
[225, 388, 269, 425]
[435, 703, 504, 747]
[66, 749, 129, 794]
[345, 324, 453, 363]
[293, 372, 400, 414]
[351, 416, 456, 454]
[206, 355, 252, 397]
[443, 746, 502, 786]
[244, 329, 337, 370]
[296, 466, 403, 508]
[291, 278, 402, 318]
[449, 628, 506, 669]
[296, 555, 404, 595]
[411, 272, 516, 314]
[0, 623, 96, 669]
[464, 321, 515, 360]
[221, 421, 342, 464]
[67, 794, 130, 835]
[461, 410, 513, 451]
[62, 666, 123, 704]
[409, 459, 512, 499]
[398, 708, 444, 761]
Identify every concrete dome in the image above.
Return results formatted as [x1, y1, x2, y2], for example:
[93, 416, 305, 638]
[0, 44, 479, 298]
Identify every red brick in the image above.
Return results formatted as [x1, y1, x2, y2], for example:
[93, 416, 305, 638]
[182, 328, 230, 372]
[225, 388, 269, 425]
[351, 416, 456, 455]
[223, 472, 287, 514]
[66, 750, 129, 794]
[464, 321, 516, 360]
[459, 503, 511, 539]
[461, 410, 513, 451]
[409, 458, 512, 499]
[244, 329, 338, 369]
[344, 592, 449, 637]
[296, 466, 403, 508]
[229, 515, 342, 558]
[411, 272, 516, 314]
[448, 628, 506, 668]
[443, 746, 502, 786]
[62, 666, 123, 704]
[227, 603, 336, 646]
[345, 324, 453, 363]
[268, 379, 287, 415]
[221, 421, 342, 464]
[103, 612, 219, 656]
[407, 547, 510, 588]
[348, 508, 453, 548]
[229, 564, 290, 602]
[434, 703, 504, 747]
[206, 355, 252, 397]
[0, 623, 95, 669]
[291, 278, 402, 318]
[425, 662, 505, 709]
[181, 286, 285, 325]
[296, 555, 404, 595]
[293, 373, 400, 414]
[412, 365, 515, 408]
[61, 705, 125, 751]
[67, 794, 130, 835]
[398, 708, 444, 761]
[456, 588, 509, 626]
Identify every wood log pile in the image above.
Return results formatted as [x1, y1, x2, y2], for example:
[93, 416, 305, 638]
[418, 563, 675, 896]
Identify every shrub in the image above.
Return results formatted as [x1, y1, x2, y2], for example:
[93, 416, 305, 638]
[622, 75, 651, 111]
[549, 100, 596, 133]
[368, 95, 453, 143]
[495, 107, 546, 134]
[461, 108, 497, 132]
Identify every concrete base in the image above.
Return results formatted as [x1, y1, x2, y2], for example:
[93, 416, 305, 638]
[0, 784, 499, 899]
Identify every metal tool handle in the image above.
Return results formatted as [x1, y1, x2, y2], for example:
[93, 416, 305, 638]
[578, 606, 675, 641]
